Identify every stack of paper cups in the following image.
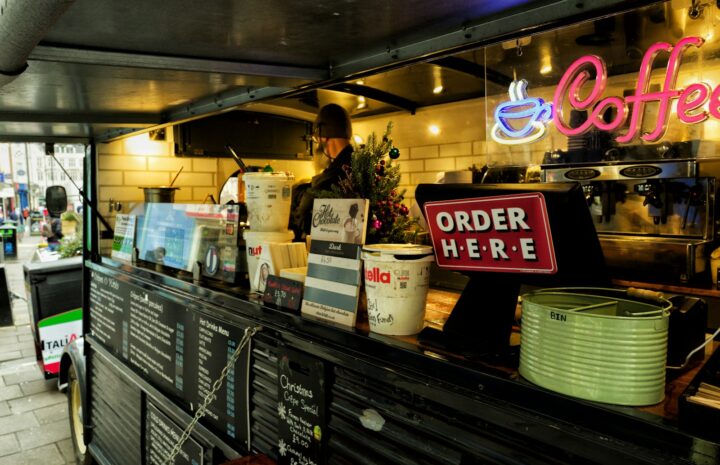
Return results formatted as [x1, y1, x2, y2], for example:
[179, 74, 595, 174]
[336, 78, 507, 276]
[244, 230, 295, 292]
[243, 172, 294, 231]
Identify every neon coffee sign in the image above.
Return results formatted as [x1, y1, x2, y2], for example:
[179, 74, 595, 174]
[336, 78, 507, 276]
[491, 79, 553, 145]
[493, 36, 712, 145]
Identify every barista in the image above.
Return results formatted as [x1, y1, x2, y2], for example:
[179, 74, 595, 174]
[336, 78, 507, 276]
[290, 103, 353, 239]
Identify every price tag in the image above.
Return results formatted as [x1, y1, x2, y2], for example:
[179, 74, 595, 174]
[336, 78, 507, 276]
[263, 275, 304, 313]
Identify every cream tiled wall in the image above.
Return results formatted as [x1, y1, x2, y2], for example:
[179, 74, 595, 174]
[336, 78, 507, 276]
[97, 130, 315, 230]
[352, 98, 488, 205]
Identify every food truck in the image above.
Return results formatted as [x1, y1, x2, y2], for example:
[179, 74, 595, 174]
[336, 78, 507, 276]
[3, 0, 720, 464]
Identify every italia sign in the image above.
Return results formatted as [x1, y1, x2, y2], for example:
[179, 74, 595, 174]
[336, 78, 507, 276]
[494, 36, 711, 145]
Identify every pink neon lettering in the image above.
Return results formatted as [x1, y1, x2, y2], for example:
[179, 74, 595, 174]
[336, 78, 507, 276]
[677, 83, 710, 124]
[554, 36, 705, 143]
[710, 85, 720, 120]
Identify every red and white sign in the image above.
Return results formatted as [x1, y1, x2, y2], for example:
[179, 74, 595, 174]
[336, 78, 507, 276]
[423, 193, 557, 274]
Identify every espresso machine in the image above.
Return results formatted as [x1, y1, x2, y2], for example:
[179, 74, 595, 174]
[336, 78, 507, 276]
[542, 142, 717, 284]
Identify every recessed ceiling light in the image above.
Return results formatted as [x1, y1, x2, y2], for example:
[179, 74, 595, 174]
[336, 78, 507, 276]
[355, 80, 364, 85]
[432, 85, 444, 94]
[540, 64, 552, 75]
[429, 124, 440, 135]
[353, 134, 363, 144]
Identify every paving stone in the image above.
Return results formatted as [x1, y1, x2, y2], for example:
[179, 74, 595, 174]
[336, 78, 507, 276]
[0, 386, 23, 402]
[20, 378, 56, 396]
[0, 338, 17, 347]
[0, 433, 19, 457]
[17, 418, 72, 450]
[0, 352, 22, 363]
[0, 443, 65, 465]
[33, 402, 67, 425]
[17, 334, 33, 343]
[0, 411, 39, 435]
[0, 402, 10, 418]
[8, 390, 65, 414]
[2, 365, 44, 385]
[57, 438, 74, 463]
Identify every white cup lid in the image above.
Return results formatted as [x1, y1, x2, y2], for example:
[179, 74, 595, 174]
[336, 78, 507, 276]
[362, 244, 433, 255]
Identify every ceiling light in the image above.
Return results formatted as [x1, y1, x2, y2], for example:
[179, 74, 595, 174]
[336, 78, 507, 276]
[428, 124, 441, 135]
[432, 85, 444, 94]
[540, 64, 552, 75]
[355, 80, 365, 85]
[356, 96, 367, 109]
[353, 134, 363, 144]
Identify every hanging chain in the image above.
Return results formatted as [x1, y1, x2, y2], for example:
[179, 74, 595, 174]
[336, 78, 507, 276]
[160, 325, 262, 465]
[516, 39, 523, 57]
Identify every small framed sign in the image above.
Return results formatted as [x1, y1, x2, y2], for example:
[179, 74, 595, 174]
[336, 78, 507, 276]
[263, 275, 304, 313]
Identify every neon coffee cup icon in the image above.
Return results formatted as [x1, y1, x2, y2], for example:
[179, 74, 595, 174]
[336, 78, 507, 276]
[492, 79, 553, 145]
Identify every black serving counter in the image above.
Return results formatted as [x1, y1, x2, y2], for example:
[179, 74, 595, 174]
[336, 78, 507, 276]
[85, 258, 720, 465]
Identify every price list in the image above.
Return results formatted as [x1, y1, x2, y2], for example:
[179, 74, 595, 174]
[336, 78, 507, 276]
[127, 288, 185, 394]
[89, 271, 128, 353]
[89, 267, 252, 448]
[146, 403, 204, 465]
[277, 348, 326, 465]
[195, 315, 250, 448]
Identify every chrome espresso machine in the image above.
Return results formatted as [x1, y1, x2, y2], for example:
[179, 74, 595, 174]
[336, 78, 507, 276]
[542, 142, 717, 284]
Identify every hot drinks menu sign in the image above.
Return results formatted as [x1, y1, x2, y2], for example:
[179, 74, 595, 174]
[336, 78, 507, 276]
[423, 193, 557, 274]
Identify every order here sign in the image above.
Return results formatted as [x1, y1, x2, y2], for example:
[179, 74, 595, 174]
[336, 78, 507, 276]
[423, 193, 557, 274]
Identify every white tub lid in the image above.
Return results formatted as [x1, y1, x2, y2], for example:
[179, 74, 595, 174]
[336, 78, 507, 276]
[242, 172, 293, 180]
[362, 244, 433, 255]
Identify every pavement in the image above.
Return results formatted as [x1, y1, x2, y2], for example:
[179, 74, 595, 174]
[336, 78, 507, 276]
[0, 232, 75, 465]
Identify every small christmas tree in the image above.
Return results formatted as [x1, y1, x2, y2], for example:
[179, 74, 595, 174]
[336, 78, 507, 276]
[316, 122, 418, 244]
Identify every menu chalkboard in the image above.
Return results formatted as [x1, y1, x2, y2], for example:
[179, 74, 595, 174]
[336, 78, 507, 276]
[191, 314, 250, 447]
[277, 348, 326, 465]
[89, 268, 251, 449]
[146, 402, 204, 465]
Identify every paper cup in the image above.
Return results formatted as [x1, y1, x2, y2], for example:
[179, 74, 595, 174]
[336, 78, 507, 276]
[243, 173, 294, 231]
[362, 244, 434, 335]
[244, 229, 294, 291]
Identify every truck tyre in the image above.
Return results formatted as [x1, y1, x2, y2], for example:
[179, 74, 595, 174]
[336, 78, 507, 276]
[68, 365, 93, 464]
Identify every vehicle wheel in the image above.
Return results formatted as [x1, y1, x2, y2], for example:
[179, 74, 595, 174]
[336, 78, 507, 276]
[68, 366, 93, 464]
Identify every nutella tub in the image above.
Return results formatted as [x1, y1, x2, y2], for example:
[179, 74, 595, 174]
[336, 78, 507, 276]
[361, 244, 434, 335]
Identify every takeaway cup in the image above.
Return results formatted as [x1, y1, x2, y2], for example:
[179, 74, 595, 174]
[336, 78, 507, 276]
[244, 229, 294, 292]
[361, 244, 435, 335]
[243, 173, 294, 231]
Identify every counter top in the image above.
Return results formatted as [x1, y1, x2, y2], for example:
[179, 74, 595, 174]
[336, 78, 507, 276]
[88, 257, 720, 464]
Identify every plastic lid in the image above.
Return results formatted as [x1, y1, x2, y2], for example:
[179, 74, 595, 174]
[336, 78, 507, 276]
[242, 172, 291, 179]
[362, 244, 433, 255]
[243, 229, 294, 239]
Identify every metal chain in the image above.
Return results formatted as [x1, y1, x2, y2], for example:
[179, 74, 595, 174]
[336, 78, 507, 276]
[160, 325, 262, 465]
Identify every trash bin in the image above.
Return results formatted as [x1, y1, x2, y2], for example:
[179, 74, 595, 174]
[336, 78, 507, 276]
[0, 225, 17, 259]
[0, 265, 12, 326]
[24, 256, 83, 377]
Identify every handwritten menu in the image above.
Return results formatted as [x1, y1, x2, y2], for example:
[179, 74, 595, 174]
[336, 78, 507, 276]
[89, 269, 250, 448]
[146, 403, 204, 465]
[263, 275, 304, 313]
[277, 348, 325, 465]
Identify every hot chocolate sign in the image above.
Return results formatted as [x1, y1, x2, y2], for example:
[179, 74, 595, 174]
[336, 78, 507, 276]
[495, 36, 712, 144]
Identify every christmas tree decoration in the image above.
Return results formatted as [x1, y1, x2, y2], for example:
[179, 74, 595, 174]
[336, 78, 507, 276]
[314, 122, 418, 244]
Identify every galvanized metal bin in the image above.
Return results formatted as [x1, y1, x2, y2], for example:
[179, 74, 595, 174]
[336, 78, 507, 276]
[519, 288, 672, 406]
